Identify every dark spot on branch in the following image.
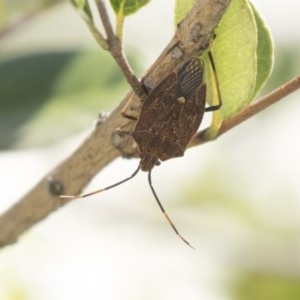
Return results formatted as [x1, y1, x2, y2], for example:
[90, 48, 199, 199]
[48, 177, 64, 196]
[190, 23, 203, 42]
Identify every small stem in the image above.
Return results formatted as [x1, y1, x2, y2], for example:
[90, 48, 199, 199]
[115, 13, 125, 41]
[96, 0, 115, 40]
[190, 74, 300, 146]
[96, 0, 145, 98]
[87, 21, 108, 49]
[220, 74, 300, 135]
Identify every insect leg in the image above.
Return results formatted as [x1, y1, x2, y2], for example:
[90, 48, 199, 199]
[115, 127, 133, 136]
[205, 50, 222, 112]
[147, 171, 195, 249]
[121, 93, 141, 120]
[121, 112, 138, 121]
[60, 165, 140, 199]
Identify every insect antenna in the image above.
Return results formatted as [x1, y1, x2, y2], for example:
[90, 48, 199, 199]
[60, 165, 140, 199]
[147, 171, 195, 249]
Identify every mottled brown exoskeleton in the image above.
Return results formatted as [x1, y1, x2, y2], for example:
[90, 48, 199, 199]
[61, 55, 222, 248]
[133, 58, 208, 172]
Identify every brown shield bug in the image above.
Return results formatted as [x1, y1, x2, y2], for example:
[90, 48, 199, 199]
[61, 55, 222, 248]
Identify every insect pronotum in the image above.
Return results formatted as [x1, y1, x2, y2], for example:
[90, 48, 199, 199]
[60, 52, 222, 248]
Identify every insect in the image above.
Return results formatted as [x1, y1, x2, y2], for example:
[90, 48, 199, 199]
[60, 53, 222, 248]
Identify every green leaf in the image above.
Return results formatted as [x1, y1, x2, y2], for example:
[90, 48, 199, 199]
[71, 0, 93, 19]
[250, 3, 274, 97]
[205, 0, 258, 121]
[174, 0, 195, 24]
[174, 0, 274, 139]
[110, 0, 151, 16]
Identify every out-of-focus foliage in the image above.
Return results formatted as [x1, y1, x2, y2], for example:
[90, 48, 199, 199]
[0, 50, 127, 149]
[232, 272, 300, 300]
[1, 0, 62, 25]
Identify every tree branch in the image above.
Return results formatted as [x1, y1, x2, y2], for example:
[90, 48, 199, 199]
[2, 0, 276, 249]
[96, 0, 145, 97]
[190, 74, 300, 147]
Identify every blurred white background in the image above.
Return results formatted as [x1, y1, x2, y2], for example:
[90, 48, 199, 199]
[0, 0, 300, 299]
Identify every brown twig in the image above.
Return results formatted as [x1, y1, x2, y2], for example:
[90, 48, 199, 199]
[0, 0, 252, 248]
[190, 74, 300, 146]
[96, 0, 145, 97]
